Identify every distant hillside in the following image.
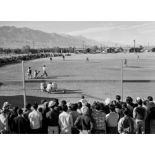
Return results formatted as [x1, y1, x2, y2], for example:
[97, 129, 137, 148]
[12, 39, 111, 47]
[0, 26, 101, 48]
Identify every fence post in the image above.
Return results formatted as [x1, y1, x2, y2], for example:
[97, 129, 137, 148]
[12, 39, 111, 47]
[121, 59, 124, 102]
[22, 61, 26, 109]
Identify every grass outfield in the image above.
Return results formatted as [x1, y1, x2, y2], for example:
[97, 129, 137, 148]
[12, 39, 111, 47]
[1, 53, 155, 107]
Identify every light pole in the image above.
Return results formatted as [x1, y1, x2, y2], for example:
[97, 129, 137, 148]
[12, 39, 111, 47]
[133, 40, 136, 53]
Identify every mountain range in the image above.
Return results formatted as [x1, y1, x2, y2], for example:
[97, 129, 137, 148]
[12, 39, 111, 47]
[0, 26, 105, 49]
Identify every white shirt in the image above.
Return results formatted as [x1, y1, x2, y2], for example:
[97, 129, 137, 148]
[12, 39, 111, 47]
[46, 83, 52, 92]
[52, 82, 57, 90]
[43, 66, 46, 72]
[0, 113, 8, 131]
[29, 110, 42, 129]
[59, 111, 73, 134]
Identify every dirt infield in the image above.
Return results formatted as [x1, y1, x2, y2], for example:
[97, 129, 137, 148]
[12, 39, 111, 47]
[1, 53, 155, 107]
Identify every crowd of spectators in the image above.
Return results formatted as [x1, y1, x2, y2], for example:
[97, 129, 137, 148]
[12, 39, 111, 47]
[0, 95, 155, 134]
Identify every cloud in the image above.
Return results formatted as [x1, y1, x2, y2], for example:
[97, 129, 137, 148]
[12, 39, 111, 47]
[67, 22, 155, 36]
[67, 22, 155, 45]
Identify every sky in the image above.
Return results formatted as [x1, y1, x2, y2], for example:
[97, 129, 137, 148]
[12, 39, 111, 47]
[0, 21, 155, 45]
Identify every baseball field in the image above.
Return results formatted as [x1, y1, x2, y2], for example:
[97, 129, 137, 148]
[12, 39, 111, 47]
[0, 52, 155, 107]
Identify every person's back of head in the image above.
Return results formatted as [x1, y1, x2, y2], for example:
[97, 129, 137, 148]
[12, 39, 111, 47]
[81, 95, 85, 99]
[148, 96, 153, 102]
[60, 100, 67, 106]
[123, 108, 130, 116]
[126, 96, 131, 104]
[116, 95, 121, 101]
[33, 102, 38, 110]
[122, 102, 127, 110]
[38, 107, 43, 113]
[137, 99, 143, 106]
[99, 103, 106, 113]
[53, 98, 59, 106]
[109, 104, 115, 112]
[143, 100, 148, 106]
[115, 103, 122, 109]
[18, 109, 23, 115]
[112, 100, 117, 105]
[62, 104, 68, 112]
[70, 103, 78, 111]
[95, 102, 101, 111]
[26, 103, 32, 111]
[13, 106, 19, 113]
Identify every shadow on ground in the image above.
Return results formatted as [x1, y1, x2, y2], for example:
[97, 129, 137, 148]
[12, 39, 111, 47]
[0, 95, 54, 108]
[0, 89, 82, 108]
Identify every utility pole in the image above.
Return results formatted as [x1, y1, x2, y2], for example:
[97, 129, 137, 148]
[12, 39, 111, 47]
[22, 61, 26, 109]
[121, 59, 124, 102]
[133, 40, 136, 53]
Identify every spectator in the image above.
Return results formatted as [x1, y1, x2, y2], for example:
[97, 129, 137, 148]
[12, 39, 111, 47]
[46, 101, 59, 134]
[74, 106, 93, 134]
[79, 95, 88, 106]
[14, 109, 28, 134]
[126, 96, 134, 117]
[118, 108, 135, 134]
[69, 103, 79, 134]
[8, 106, 18, 133]
[105, 98, 111, 106]
[91, 103, 106, 134]
[133, 99, 147, 134]
[77, 102, 82, 115]
[28, 103, 42, 134]
[104, 98, 111, 114]
[0, 102, 11, 133]
[147, 96, 155, 112]
[59, 104, 73, 134]
[106, 104, 119, 134]
[23, 103, 32, 133]
[115, 103, 124, 120]
[59, 100, 67, 113]
[147, 106, 155, 133]
[116, 95, 122, 105]
[40, 100, 49, 134]
[0, 109, 9, 134]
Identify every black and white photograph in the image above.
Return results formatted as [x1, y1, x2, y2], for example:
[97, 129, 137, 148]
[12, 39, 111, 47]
[0, 21, 155, 134]
[1, 1, 155, 155]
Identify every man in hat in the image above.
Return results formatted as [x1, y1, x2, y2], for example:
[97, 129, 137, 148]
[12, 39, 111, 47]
[46, 100, 59, 134]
